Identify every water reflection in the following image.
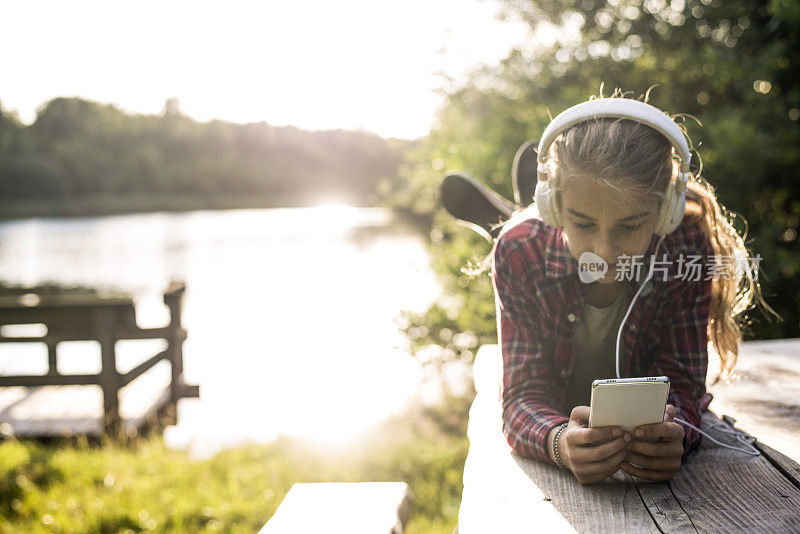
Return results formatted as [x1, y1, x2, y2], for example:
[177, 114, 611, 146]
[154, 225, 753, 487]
[0, 207, 446, 456]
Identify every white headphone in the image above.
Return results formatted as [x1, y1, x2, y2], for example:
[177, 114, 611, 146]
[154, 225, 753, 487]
[534, 98, 692, 236]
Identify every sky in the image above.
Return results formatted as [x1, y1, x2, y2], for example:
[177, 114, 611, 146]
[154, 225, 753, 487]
[2, 0, 530, 139]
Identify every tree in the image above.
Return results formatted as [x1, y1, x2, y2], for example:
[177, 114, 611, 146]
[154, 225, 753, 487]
[384, 0, 800, 366]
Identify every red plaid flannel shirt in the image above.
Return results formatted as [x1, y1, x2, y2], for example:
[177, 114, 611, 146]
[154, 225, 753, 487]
[491, 211, 714, 465]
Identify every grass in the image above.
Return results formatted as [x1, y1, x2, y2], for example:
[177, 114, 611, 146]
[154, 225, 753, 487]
[0, 381, 474, 533]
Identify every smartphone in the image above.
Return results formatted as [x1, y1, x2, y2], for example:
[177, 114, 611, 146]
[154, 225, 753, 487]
[588, 376, 670, 434]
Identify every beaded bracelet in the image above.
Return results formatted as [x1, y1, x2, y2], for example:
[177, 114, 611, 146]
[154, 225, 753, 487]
[553, 423, 569, 470]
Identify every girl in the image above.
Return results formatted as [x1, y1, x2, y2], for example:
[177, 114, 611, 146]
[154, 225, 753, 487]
[489, 92, 772, 485]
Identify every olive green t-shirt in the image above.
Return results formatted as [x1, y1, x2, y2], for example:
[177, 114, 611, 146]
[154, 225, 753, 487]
[561, 286, 631, 413]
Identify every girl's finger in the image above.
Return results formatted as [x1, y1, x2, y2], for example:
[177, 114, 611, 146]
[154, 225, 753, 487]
[576, 463, 623, 486]
[633, 421, 684, 441]
[626, 437, 684, 458]
[569, 406, 590, 424]
[625, 450, 682, 472]
[569, 436, 627, 463]
[569, 425, 622, 446]
[620, 461, 676, 482]
[572, 449, 626, 482]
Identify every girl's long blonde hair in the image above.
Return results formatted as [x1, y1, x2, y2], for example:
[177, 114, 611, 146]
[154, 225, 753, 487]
[478, 89, 777, 382]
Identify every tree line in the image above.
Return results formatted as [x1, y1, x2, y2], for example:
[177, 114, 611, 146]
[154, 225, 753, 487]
[0, 97, 411, 212]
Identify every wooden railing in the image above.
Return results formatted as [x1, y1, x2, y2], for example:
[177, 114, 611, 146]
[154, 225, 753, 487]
[0, 281, 199, 437]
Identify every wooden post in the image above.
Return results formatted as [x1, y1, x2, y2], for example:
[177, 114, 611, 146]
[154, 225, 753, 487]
[95, 309, 121, 438]
[46, 341, 58, 376]
[164, 281, 187, 405]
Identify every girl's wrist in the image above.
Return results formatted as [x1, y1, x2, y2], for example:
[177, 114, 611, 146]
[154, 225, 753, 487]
[549, 422, 569, 469]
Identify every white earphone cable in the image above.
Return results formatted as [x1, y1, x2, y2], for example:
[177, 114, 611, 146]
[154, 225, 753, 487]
[673, 416, 760, 455]
[615, 234, 666, 380]
[613, 236, 760, 456]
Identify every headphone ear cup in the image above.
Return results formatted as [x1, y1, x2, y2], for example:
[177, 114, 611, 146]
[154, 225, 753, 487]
[654, 180, 685, 235]
[535, 180, 562, 227]
[669, 189, 687, 233]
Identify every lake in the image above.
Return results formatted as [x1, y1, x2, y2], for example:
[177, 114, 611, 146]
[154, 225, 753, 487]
[0, 205, 464, 457]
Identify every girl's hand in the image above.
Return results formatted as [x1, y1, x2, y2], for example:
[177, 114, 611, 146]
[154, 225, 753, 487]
[621, 404, 685, 482]
[559, 406, 630, 485]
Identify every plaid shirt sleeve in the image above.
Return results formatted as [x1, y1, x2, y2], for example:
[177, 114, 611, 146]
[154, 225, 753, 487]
[652, 234, 714, 458]
[491, 229, 569, 464]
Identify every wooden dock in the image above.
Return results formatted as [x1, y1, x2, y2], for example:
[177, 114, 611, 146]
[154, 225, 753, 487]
[0, 282, 198, 440]
[0, 362, 172, 438]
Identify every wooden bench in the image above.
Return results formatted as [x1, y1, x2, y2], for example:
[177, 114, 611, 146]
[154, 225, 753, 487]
[259, 482, 414, 533]
[0, 281, 199, 438]
[458, 343, 800, 532]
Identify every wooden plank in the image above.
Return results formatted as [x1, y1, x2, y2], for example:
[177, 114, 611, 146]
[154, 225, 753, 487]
[0, 294, 133, 309]
[707, 338, 800, 462]
[0, 385, 105, 436]
[632, 478, 698, 534]
[0, 374, 100, 387]
[461, 345, 800, 534]
[459, 344, 576, 532]
[0, 326, 187, 344]
[510, 455, 661, 533]
[663, 411, 800, 532]
[0, 302, 136, 341]
[458, 345, 659, 533]
[260, 482, 413, 533]
[755, 441, 800, 490]
[458, 395, 580, 533]
[633, 410, 800, 533]
[121, 348, 169, 386]
[0, 361, 171, 438]
[119, 360, 172, 432]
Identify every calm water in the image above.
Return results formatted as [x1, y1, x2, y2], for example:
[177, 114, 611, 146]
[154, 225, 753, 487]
[0, 206, 459, 456]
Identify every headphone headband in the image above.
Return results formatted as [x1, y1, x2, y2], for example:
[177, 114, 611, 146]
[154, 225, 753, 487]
[536, 98, 692, 189]
[533, 97, 692, 235]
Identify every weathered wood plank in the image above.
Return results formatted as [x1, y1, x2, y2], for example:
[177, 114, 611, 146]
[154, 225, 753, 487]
[459, 345, 659, 533]
[459, 342, 576, 532]
[510, 455, 661, 533]
[461, 344, 800, 534]
[459, 393, 580, 533]
[755, 441, 800, 491]
[260, 482, 413, 533]
[707, 338, 800, 462]
[632, 478, 698, 534]
[666, 411, 800, 532]
[0, 361, 171, 438]
[632, 410, 800, 533]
